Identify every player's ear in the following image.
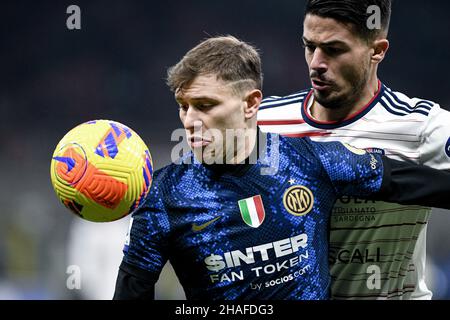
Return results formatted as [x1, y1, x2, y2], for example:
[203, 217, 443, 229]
[244, 89, 262, 119]
[371, 38, 389, 64]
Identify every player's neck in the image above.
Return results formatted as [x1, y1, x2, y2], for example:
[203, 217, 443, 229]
[310, 78, 379, 123]
[225, 127, 258, 165]
[204, 127, 259, 173]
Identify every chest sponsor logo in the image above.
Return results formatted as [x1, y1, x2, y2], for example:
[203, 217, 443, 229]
[204, 233, 310, 288]
[446, 137, 450, 158]
[329, 247, 381, 264]
[283, 185, 314, 216]
[238, 195, 266, 228]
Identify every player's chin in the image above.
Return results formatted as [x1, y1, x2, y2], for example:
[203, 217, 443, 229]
[314, 88, 335, 102]
[315, 92, 346, 110]
[192, 147, 220, 165]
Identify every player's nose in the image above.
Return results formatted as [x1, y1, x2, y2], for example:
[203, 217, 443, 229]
[182, 105, 202, 130]
[310, 49, 328, 74]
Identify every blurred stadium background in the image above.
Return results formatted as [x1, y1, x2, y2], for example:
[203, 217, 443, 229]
[1, 0, 450, 299]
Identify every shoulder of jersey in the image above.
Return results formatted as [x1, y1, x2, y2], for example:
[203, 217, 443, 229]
[152, 152, 194, 185]
[258, 85, 441, 121]
[379, 85, 440, 118]
[258, 89, 310, 121]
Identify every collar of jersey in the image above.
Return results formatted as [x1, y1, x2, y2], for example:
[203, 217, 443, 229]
[300, 80, 384, 129]
[201, 129, 269, 177]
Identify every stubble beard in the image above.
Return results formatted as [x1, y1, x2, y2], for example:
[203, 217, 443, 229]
[315, 66, 370, 111]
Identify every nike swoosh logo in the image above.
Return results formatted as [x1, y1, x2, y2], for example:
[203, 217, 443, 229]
[192, 216, 222, 232]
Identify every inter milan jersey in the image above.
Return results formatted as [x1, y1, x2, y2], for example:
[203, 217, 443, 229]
[118, 133, 386, 300]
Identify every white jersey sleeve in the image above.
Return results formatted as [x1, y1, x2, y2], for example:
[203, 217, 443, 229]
[418, 103, 450, 170]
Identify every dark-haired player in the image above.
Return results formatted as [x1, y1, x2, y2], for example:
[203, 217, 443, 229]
[258, 0, 450, 299]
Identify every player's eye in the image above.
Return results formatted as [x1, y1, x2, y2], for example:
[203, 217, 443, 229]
[324, 47, 344, 56]
[196, 104, 214, 111]
[302, 44, 316, 53]
[179, 104, 189, 112]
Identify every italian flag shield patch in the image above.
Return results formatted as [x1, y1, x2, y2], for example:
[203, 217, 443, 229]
[238, 195, 266, 228]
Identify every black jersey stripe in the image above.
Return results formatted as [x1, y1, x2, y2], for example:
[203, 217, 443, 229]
[384, 89, 432, 113]
[330, 221, 427, 231]
[381, 95, 430, 117]
[262, 90, 309, 103]
[328, 128, 419, 137]
[282, 133, 421, 143]
[330, 236, 419, 246]
[332, 287, 415, 299]
[332, 206, 427, 215]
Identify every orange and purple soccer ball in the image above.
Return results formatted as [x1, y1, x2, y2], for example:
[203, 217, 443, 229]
[50, 120, 153, 222]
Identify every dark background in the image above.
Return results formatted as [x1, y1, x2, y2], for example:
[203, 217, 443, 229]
[1, 0, 450, 299]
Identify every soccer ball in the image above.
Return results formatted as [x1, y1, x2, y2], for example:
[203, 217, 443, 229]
[50, 120, 153, 222]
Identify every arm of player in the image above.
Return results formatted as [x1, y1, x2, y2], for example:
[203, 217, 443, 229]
[114, 261, 157, 299]
[371, 156, 450, 209]
[309, 139, 450, 210]
[418, 105, 450, 170]
[113, 177, 170, 300]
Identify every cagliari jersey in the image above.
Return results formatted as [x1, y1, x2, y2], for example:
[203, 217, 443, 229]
[118, 134, 386, 300]
[258, 81, 450, 300]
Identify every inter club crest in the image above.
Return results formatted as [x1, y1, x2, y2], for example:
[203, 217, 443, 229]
[283, 185, 314, 216]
